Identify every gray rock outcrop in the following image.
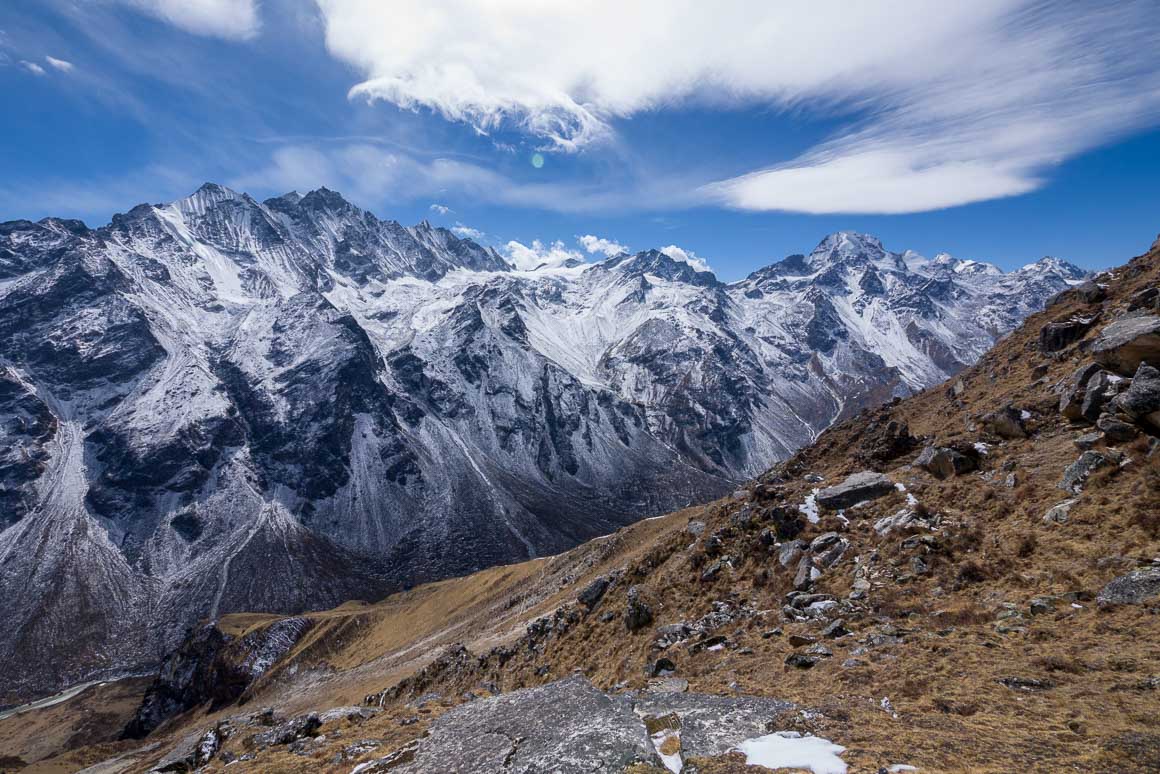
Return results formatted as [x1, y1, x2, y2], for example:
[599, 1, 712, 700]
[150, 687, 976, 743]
[816, 471, 895, 510]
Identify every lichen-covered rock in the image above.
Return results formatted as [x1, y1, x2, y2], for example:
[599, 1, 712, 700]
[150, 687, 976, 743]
[384, 676, 659, 773]
[631, 691, 793, 760]
[815, 471, 895, 510]
[1097, 566, 1160, 607]
[1058, 450, 1118, 493]
[1091, 315, 1160, 375]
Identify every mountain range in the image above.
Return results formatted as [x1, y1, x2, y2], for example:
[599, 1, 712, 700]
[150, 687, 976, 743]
[0, 183, 1085, 702]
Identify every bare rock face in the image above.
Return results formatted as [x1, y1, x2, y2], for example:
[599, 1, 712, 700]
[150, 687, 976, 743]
[1091, 315, 1160, 375]
[816, 471, 895, 510]
[1097, 566, 1160, 607]
[123, 618, 312, 739]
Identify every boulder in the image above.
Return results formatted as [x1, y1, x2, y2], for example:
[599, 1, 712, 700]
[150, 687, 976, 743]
[1042, 499, 1077, 525]
[1113, 363, 1160, 430]
[1127, 286, 1159, 312]
[815, 471, 895, 510]
[1097, 414, 1139, 443]
[1097, 566, 1160, 607]
[654, 623, 692, 650]
[813, 538, 849, 570]
[793, 556, 817, 591]
[700, 560, 725, 583]
[624, 586, 654, 632]
[1073, 431, 1102, 450]
[252, 713, 321, 748]
[1039, 315, 1098, 353]
[785, 653, 818, 670]
[318, 706, 379, 725]
[778, 540, 807, 568]
[915, 445, 978, 479]
[1091, 315, 1160, 375]
[1060, 363, 1105, 420]
[1074, 280, 1107, 304]
[1080, 371, 1121, 422]
[1058, 450, 1117, 493]
[645, 657, 677, 678]
[578, 576, 611, 610]
[980, 406, 1027, 439]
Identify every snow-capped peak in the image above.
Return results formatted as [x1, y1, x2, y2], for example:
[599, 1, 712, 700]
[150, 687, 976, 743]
[1019, 255, 1086, 279]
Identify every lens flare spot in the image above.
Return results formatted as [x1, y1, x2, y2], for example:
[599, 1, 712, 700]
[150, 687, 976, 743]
[531, 153, 545, 169]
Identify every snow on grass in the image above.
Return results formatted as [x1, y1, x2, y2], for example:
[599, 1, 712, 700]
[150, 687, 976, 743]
[734, 731, 847, 774]
[894, 481, 919, 508]
[1020, 409, 1032, 420]
[650, 728, 683, 773]
[973, 442, 989, 455]
[799, 489, 820, 523]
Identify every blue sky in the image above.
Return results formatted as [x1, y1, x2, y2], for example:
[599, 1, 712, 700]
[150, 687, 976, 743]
[3, 0, 1160, 281]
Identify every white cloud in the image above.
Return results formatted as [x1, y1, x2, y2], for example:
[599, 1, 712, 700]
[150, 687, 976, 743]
[659, 245, 712, 274]
[502, 239, 583, 271]
[577, 234, 628, 257]
[314, 0, 1160, 212]
[20, 61, 46, 76]
[123, 0, 259, 40]
[428, 203, 450, 215]
[451, 223, 485, 240]
[45, 56, 74, 73]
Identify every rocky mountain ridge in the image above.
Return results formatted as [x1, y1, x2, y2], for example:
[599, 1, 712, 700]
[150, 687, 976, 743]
[0, 184, 1084, 704]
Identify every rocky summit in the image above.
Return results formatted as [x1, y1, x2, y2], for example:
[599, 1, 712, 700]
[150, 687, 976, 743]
[0, 186, 1083, 704]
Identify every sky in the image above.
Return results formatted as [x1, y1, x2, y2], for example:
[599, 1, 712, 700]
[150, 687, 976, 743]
[2, 1, 1160, 281]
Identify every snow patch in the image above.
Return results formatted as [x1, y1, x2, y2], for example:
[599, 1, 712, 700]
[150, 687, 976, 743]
[734, 731, 847, 774]
[799, 489, 820, 523]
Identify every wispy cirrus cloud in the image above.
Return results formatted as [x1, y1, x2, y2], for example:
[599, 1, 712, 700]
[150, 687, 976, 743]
[121, 0, 259, 40]
[313, 0, 1160, 214]
[44, 55, 73, 72]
